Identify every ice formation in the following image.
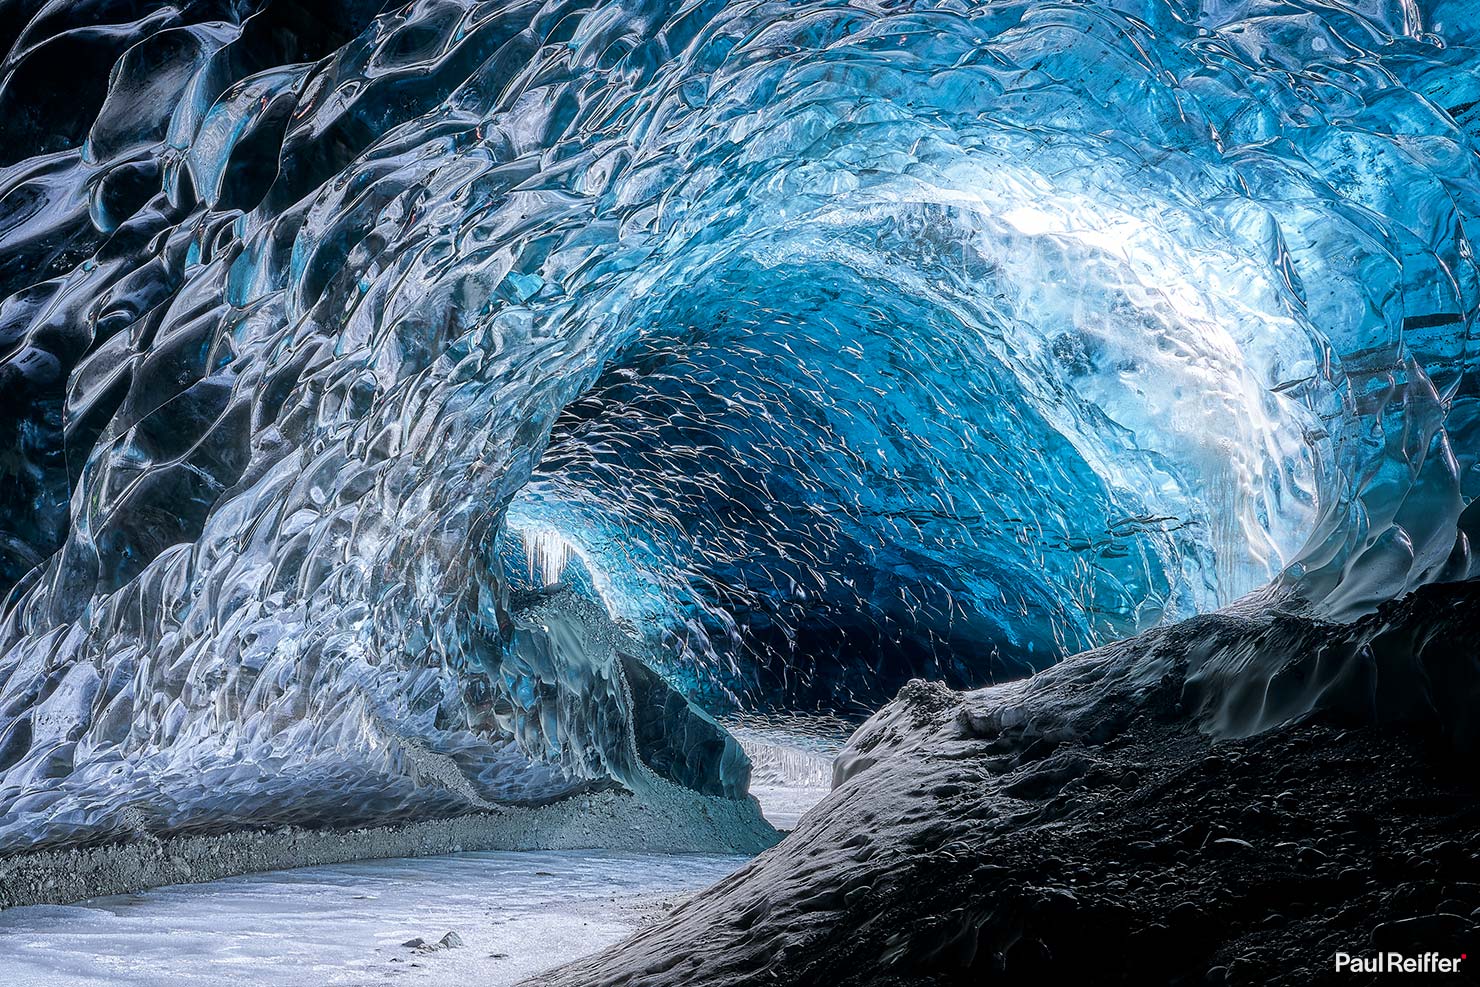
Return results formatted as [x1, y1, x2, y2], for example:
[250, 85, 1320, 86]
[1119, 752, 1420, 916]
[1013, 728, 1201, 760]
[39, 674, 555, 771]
[0, 0, 1475, 852]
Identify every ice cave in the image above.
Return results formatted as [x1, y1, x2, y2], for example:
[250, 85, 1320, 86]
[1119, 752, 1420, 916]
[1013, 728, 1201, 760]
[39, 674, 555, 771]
[0, 0, 1477, 983]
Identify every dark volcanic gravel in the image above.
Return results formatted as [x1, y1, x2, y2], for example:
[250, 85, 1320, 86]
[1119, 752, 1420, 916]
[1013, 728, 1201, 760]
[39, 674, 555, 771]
[533, 593, 1480, 987]
[827, 719, 1480, 986]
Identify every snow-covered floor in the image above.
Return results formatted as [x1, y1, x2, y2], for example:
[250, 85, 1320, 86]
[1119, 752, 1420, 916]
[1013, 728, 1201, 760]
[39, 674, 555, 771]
[0, 716, 846, 985]
[0, 850, 747, 987]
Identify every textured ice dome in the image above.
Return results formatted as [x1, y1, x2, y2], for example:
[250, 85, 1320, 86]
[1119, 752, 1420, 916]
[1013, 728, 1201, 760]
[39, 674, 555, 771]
[0, 0, 1476, 851]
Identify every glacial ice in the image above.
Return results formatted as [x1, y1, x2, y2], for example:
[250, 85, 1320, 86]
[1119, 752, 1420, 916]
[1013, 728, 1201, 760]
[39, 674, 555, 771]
[0, 0, 1475, 852]
[725, 713, 848, 828]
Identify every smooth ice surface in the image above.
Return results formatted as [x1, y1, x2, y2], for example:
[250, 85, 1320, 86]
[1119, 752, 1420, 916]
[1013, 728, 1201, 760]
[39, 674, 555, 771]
[0, 0, 1477, 853]
[0, 849, 746, 987]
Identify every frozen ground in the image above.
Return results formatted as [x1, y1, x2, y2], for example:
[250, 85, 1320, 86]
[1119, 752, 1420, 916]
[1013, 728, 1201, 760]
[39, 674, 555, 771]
[0, 849, 747, 987]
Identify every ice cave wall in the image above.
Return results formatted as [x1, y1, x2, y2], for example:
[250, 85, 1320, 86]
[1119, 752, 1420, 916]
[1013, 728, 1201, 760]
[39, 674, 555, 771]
[0, 0, 1475, 852]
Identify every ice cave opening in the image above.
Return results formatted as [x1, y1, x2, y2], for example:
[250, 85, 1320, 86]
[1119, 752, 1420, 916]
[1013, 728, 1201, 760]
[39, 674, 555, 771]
[501, 191, 1333, 715]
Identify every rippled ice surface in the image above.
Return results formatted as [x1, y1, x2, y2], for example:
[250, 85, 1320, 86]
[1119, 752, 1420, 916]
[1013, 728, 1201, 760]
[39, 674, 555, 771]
[0, 850, 745, 987]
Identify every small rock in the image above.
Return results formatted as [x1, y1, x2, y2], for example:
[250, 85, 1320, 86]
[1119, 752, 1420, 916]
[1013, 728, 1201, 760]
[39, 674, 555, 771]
[1295, 846, 1328, 866]
[1423, 841, 1463, 865]
[403, 932, 464, 952]
[1209, 837, 1254, 855]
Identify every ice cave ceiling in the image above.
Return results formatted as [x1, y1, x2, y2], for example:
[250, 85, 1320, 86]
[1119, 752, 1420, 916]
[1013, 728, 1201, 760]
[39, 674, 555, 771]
[0, 0, 1476, 851]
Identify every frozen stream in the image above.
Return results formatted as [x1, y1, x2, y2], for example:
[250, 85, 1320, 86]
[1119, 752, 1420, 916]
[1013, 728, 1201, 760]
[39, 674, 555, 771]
[0, 850, 747, 987]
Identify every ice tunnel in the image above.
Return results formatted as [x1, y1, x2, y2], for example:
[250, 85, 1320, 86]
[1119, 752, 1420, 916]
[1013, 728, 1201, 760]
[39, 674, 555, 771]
[0, 0, 1476, 853]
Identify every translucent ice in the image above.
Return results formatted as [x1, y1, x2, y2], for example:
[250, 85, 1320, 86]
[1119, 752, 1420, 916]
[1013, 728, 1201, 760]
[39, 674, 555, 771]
[0, 0, 1475, 850]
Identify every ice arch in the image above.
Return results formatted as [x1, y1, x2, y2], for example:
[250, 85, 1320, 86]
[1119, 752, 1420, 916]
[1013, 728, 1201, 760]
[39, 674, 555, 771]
[0, 0, 1473, 850]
